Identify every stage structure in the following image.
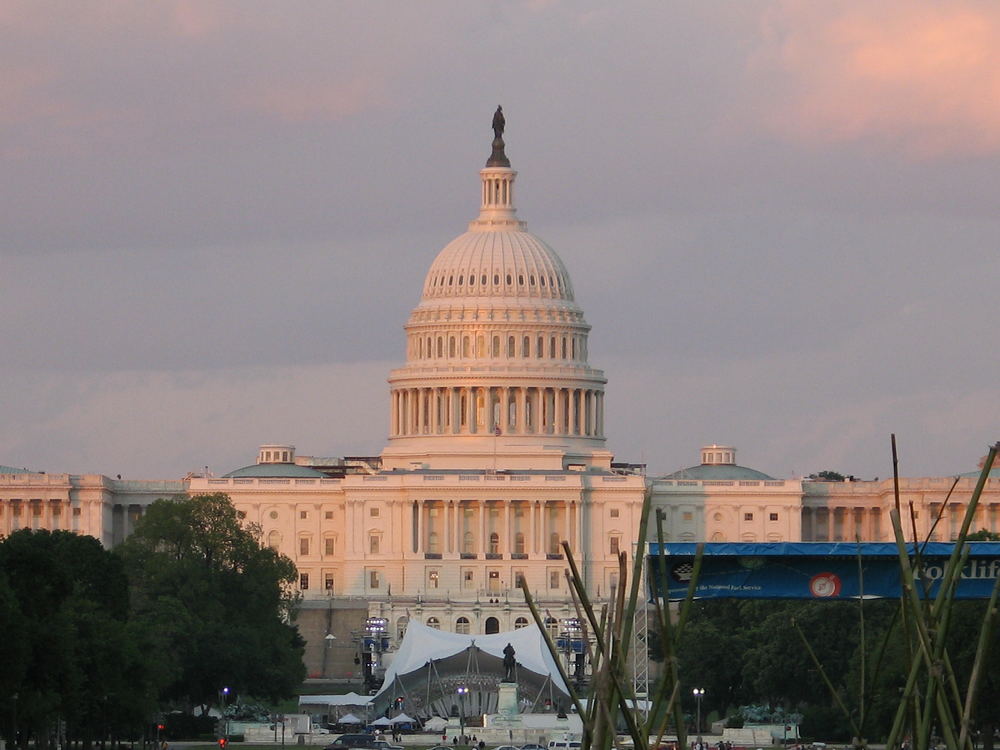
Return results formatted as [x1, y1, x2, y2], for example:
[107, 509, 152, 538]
[371, 620, 571, 720]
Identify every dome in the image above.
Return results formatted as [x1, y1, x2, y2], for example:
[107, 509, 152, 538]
[421, 229, 575, 303]
[224, 463, 326, 479]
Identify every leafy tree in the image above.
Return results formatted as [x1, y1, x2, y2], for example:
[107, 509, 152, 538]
[807, 471, 846, 482]
[0, 529, 150, 750]
[118, 493, 305, 711]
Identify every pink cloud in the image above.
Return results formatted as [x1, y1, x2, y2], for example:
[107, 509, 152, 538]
[746, 1, 1000, 158]
[234, 76, 387, 123]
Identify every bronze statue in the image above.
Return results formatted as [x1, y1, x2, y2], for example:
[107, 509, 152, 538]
[492, 105, 505, 140]
[502, 642, 516, 681]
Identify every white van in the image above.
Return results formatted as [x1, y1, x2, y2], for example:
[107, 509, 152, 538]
[548, 741, 582, 750]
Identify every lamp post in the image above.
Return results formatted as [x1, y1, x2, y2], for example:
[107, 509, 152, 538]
[692, 688, 705, 746]
[219, 687, 230, 746]
[456, 685, 469, 745]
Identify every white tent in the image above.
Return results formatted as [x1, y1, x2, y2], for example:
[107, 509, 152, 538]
[338, 713, 363, 724]
[375, 620, 569, 700]
[390, 713, 415, 724]
[424, 717, 448, 731]
[299, 692, 373, 709]
[370, 717, 392, 727]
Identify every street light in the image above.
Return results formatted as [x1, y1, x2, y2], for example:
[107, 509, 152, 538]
[456, 685, 469, 744]
[692, 688, 705, 745]
[220, 687, 230, 746]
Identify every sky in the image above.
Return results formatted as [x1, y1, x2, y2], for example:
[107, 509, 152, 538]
[2, 0, 998, 480]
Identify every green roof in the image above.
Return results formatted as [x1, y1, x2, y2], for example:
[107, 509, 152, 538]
[224, 463, 327, 479]
[0, 465, 33, 474]
[661, 464, 775, 481]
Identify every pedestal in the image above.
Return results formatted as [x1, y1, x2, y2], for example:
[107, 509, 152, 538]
[497, 681, 520, 718]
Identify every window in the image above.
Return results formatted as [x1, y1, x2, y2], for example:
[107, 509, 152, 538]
[324, 574, 334, 591]
[300, 537, 310, 556]
[463, 569, 475, 589]
[456, 616, 470, 634]
[463, 531, 475, 554]
[514, 532, 525, 554]
[299, 573, 309, 590]
[370, 506, 380, 517]
[610, 508, 620, 518]
[369, 534, 380, 554]
[488, 570, 500, 591]
[522, 336, 530, 357]
[744, 512, 754, 521]
[268, 530, 281, 550]
[369, 570, 380, 589]
[514, 617, 529, 629]
[325, 510, 333, 520]
[300, 510, 308, 520]
[544, 616, 559, 637]
[610, 536, 620, 555]
[428, 570, 439, 589]
[682, 512, 693, 521]
[549, 532, 560, 555]
[72, 508, 81, 516]
[514, 570, 525, 588]
[325, 538, 336, 555]
[489, 532, 500, 555]
[769, 513, 779, 521]
[549, 570, 560, 589]
[427, 617, 440, 629]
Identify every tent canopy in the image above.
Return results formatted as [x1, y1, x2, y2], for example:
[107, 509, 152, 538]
[370, 717, 391, 727]
[338, 714, 362, 724]
[298, 692, 372, 708]
[375, 620, 569, 700]
[390, 713, 415, 724]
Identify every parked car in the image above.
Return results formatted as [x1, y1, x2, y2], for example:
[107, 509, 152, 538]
[325, 734, 379, 750]
[522, 744, 547, 750]
[373, 741, 404, 750]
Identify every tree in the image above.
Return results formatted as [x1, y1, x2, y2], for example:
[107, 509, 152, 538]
[807, 471, 846, 482]
[118, 494, 305, 711]
[0, 529, 150, 750]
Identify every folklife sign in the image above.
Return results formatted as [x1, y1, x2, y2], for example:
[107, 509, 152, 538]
[648, 542, 1000, 601]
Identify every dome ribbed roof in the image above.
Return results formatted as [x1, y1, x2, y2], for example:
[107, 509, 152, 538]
[421, 229, 574, 302]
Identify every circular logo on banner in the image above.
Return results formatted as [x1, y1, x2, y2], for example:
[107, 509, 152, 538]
[809, 572, 842, 597]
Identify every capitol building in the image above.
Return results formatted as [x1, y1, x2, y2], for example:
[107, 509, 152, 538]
[2, 115, 998, 680]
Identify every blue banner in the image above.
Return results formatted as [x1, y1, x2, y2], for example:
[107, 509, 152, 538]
[647, 542, 1000, 600]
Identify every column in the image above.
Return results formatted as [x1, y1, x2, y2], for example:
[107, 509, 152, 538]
[479, 500, 487, 555]
[516, 388, 526, 435]
[597, 392, 605, 437]
[554, 388, 564, 435]
[417, 388, 425, 435]
[564, 503, 571, 550]
[415, 500, 425, 555]
[504, 501, 511, 554]
[487, 387, 496, 434]
[530, 501, 537, 555]
[500, 387, 510, 434]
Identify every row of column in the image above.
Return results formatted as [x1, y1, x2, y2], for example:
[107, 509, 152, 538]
[803, 503, 1000, 542]
[391, 385, 604, 438]
[408, 499, 580, 557]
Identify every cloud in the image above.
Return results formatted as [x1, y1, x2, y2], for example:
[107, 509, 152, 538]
[234, 75, 388, 123]
[746, 1, 1000, 158]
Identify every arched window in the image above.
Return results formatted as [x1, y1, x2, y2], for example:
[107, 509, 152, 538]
[489, 532, 500, 555]
[462, 337, 470, 358]
[463, 531, 475, 554]
[544, 617, 559, 637]
[561, 338, 567, 359]
[514, 617, 529, 629]
[537, 336, 544, 358]
[476, 335, 485, 358]
[485, 617, 500, 634]
[522, 336, 530, 357]
[396, 616, 409, 640]
[507, 336, 515, 357]
[267, 530, 281, 550]
[550, 337, 556, 358]
[492, 336, 500, 357]
[449, 337, 456, 357]
[514, 532, 525, 554]
[456, 617, 471, 634]
[437, 337, 443, 358]
[427, 617, 440, 629]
